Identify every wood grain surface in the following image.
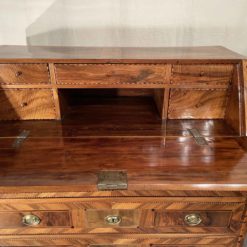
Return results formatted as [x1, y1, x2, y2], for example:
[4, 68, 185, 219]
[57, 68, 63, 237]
[171, 64, 234, 86]
[0, 136, 247, 191]
[168, 89, 228, 119]
[0, 45, 244, 62]
[0, 89, 57, 120]
[0, 64, 49, 84]
[0, 234, 239, 246]
[55, 64, 171, 87]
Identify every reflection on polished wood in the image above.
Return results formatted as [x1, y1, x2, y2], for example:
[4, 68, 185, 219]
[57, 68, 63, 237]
[1, 135, 247, 191]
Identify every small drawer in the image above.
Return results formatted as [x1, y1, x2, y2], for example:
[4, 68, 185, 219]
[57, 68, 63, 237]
[0, 89, 57, 120]
[0, 64, 50, 84]
[168, 89, 228, 119]
[171, 64, 234, 86]
[55, 64, 171, 87]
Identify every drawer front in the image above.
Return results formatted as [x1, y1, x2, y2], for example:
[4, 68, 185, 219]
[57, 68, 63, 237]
[171, 64, 234, 85]
[0, 89, 56, 120]
[0, 64, 50, 84]
[83, 201, 243, 234]
[168, 89, 228, 119]
[0, 211, 71, 228]
[0, 198, 244, 235]
[55, 64, 171, 87]
[0, 236, 238, 247]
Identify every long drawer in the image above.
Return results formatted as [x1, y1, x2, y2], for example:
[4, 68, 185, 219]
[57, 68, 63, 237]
[0, 235, 238, 247]
[0, 197, 244, 235]
[55, 64, 171, 87]
[0, 64, 50, 84]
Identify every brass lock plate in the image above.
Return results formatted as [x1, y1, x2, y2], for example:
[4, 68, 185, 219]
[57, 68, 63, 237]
[86, 209, 140, 228]
[188, 128, 208, 146]
[97, 171, 128, 190]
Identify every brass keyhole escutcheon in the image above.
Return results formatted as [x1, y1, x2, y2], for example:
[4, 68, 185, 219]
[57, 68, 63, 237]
[15, 71, 23, 77]
[184, 213, 202, 226]
[105, 215, 122, 225]
[22, 214, 41, 226]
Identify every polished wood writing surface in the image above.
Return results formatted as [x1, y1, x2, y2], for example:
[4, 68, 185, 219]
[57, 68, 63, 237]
[1, 136, 247, 191]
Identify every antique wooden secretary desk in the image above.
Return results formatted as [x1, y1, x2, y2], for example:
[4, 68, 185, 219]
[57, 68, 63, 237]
[0, 45, 246, 246]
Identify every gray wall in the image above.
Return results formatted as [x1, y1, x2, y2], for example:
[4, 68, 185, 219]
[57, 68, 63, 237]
[0, 0, 247, 55]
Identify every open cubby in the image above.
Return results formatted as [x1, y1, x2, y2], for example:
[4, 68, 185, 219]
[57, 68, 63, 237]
[0, 87, 239, 138]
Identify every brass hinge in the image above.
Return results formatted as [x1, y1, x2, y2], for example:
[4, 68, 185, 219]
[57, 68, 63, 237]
[12, 130, 30, 149]
[97, 171, 128, 191]
[188, 128, 208, 146]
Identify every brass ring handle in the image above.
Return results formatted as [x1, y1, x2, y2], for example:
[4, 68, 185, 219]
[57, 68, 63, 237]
[22, 214, 41, 226]
[15, 71, 23, 77]
[104, 215, 122, 225]
[184, 213, 202, 226]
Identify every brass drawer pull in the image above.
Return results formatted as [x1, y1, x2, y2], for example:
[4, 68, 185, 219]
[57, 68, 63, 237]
[22, 214, 41, 226]
[184, 213, 202, 226]
[105, 215, 122, 225]
[15, 71, 23, 77]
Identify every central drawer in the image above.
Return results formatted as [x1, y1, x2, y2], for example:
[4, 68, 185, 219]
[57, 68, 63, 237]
[55, 64, 171, 87]
[0, 197, 244, 235]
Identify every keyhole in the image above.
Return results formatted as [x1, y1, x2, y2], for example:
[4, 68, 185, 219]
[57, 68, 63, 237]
[16, 71, 23, 77]
[21, 102, 28, 107]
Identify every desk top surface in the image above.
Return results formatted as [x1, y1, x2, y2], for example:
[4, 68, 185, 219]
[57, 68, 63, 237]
[0, 45, 245, 62]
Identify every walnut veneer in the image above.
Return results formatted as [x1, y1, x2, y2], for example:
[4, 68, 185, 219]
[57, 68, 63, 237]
[0, 46, 246, 246]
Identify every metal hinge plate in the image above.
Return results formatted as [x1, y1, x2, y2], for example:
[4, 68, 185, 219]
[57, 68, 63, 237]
[12, 130, 30, 149]
[188, 128, 208, 146]
[97, 171, 128, 191]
